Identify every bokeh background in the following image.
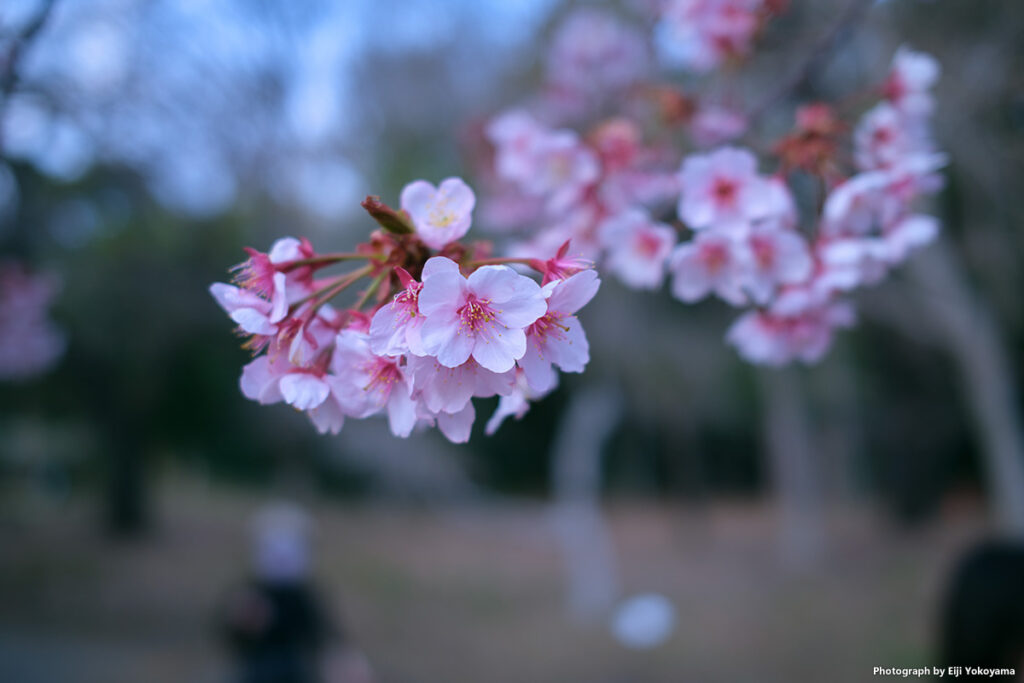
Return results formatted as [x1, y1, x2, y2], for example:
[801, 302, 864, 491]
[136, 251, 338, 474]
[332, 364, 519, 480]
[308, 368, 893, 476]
[1, 0, 1023, 681]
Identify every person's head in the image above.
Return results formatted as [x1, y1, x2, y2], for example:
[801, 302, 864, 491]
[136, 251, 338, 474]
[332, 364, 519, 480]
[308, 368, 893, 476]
[941, 540, 1024, 675]
[251, 502, 311, 584]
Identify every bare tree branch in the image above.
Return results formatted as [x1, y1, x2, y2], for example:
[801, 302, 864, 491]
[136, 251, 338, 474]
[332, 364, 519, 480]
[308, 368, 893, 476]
[749, 0, 875, 122]
[0, 0, 57, 156]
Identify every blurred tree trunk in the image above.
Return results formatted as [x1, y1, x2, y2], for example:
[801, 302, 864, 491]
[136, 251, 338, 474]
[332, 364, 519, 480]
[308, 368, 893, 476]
[104, 440, 148, 537]
[813, 355, 865, 502]
[761, 368, 825, 569]
[550, 383, 622, 621]
[102, 408, 150, 537]
[909, 240, 1024, 535]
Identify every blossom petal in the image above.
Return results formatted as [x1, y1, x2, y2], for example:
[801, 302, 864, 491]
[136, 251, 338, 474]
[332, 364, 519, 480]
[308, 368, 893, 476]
[547, 269, 600, 314]
[437, 403, 476, 444]
[472, 325, 526, 373]
[547, 316, 590, 373]
[518, 340, 557, 394]
[418, 271, 466, 317]
[387, 387, 418, 438]
[240, 356, 283, 404]
[279, 374, 330, 411]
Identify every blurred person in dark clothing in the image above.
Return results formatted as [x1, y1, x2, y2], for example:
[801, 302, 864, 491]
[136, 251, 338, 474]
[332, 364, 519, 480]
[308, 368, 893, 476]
[941, 540, 1024, 680]
[222, 504, 373, 683]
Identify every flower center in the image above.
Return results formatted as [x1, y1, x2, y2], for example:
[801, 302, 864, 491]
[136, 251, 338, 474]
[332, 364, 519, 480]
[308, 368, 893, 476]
[750, 236, 776, 269]
[458, 296, 494, 333]
[394, 282, 422, 319]
[711, 177, 737, 206]
[699, 242, 729, 273]
[428, 199, 457, 227]
[232, 251, 275, 297]
[364, 358, 402, 396]
[635, 230, 664, 259]
[872, 126, 893, 146]
[528, 312, 570, 341]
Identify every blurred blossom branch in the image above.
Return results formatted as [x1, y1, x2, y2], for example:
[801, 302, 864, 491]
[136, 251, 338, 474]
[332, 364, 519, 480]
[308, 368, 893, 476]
[748, 0, 876, 123]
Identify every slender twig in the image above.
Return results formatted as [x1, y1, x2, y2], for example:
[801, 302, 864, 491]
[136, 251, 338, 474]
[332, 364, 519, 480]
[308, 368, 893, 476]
[310, 265, 373, 315]
[353, 272, 387, 311]
[289, 265, 373, 312]
[278, 252, 370, 271]
[748, 0, 875, 124]
[0, 0, 57, 155]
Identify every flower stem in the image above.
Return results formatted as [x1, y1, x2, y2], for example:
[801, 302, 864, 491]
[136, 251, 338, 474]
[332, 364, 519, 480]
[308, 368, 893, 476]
[290, 265, 373, 313]
[354, 272, 388, 310]
[280, 253, 370, 270]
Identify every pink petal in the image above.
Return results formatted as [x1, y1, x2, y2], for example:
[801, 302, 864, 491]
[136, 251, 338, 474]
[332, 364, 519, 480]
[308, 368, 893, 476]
[437, 403, 476, 444]
[400, 180, 436, 218]
[240, 356, 283, 404]
[418, 271, 466, 318]
[472, 325, 526, 373]
[518, 340, 557, 394]
[387, 388, 418, 438]
[279, 374, 330, 411]
[547, 269, 600, 314]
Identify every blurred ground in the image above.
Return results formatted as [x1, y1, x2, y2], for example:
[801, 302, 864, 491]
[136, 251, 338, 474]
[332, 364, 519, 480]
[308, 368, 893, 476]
[0, 480, 987, 683]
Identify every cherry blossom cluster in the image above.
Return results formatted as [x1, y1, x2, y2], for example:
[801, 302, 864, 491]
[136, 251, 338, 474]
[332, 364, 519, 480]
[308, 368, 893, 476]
[479, 3, 944, 366]
[211, 178, 600, 442]
[0, 261, 66, 381]
[655, 0, 788, 73]
[725, 47, 944, 364]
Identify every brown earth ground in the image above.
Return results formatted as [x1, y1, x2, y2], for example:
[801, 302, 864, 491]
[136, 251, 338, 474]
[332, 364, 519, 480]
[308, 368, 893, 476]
[0, 479, 989, 683]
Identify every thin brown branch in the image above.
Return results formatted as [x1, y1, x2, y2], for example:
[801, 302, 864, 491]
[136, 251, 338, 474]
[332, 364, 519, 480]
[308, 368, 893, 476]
[0, 0, 57, 155]
[748, 0, 875, 123]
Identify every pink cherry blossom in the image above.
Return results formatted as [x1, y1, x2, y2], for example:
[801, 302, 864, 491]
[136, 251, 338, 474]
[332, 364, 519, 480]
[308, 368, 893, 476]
[677, 147, 774, 233]
[519, 269, 600, 393]
[524, 129, 601, 213]
[331, 330, 417, 438]
[240, 351, 347, 435]
[418, 257, 547, 373]
[726, 300, 855, 366]
[816, 238, 892, 292]
[240, 355, 287, 406]
[532, 240, 595, 286]
[740, 225, 813, 304]
[822, 171, 889, 237]
[407, 355, 515, 416]
[546, 9, 650, 99]
[690, 105, 749, 148]
[884, 45, 940, 118]
[435, 402, 476, 444]
[656, 0, 764, 73]
[853, 103, 926, 172]
[400, 177, 476, 250]
[599, 209, 677, 290]
[486, 110, 547, 186]
[0, 263, 65, 381]
[669, 231, 747, 305]
[232, 237, 314, 323]
[882, 213, 938, 262]
[210, 283, 279, 337]
[284, 304, 342, 367]
[369, 268, 425, 357]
